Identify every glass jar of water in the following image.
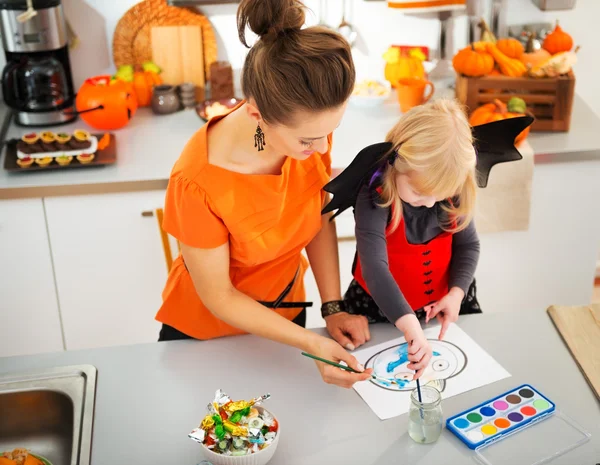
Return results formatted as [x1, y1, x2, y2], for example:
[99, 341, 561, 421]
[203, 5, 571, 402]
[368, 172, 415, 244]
[408, 385, 443, 444]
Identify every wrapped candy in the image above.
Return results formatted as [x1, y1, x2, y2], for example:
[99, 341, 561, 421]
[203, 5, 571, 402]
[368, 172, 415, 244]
[190, 389, 278, 456]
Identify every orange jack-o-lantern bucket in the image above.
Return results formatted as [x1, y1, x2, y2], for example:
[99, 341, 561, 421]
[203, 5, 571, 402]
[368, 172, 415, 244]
[74, 75, 138, 130]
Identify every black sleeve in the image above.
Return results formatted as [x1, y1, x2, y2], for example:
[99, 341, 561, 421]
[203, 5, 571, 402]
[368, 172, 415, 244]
[354, 186, 413, 323]
[449, 220, 480, 294]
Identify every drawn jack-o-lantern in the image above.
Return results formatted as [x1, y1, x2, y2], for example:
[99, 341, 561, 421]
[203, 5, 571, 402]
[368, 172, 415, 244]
[75, 75, 138, 130]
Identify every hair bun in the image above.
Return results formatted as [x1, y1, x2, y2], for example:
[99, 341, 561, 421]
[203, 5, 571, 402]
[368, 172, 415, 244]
[237, 0, 306, 47]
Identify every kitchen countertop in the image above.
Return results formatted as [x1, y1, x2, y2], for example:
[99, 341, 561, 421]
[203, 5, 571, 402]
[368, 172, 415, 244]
[0, 310, 598, 465]
[1, 94, 599, 200]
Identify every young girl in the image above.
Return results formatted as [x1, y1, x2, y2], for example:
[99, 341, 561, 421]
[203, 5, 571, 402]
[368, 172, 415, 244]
[324, 99, 482, 378]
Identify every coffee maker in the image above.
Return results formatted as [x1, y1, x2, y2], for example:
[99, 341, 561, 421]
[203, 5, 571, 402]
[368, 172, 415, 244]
[0, 0, 76, 126]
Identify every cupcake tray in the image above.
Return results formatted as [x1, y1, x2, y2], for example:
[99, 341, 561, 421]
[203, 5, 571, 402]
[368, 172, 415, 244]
[17, 136, 98, 159]
[3, 133, 117, 172]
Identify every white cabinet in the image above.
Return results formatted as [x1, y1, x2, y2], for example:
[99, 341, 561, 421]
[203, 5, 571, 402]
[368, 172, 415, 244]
[44, 190, 168, 350]
[0, 199, 64, 357]
[304, 240, 357, 329]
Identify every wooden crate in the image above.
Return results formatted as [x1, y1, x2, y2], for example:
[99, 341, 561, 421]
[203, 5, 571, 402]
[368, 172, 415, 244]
[456, 71, 575, 132]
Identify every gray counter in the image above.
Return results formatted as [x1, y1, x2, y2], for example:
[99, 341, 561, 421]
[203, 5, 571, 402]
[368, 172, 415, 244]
[0, 310, 598, 465]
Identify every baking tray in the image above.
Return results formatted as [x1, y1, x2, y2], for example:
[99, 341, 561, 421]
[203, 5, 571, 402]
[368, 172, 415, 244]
[3, 133, 116, 173]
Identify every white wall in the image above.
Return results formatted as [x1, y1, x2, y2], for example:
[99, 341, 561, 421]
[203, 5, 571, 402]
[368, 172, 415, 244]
[5, 0, 594, 115]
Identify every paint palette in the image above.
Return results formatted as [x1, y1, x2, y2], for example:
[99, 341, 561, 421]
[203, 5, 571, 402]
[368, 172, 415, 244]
[446, 384, 591, 465]
[447, 384, 555, 449]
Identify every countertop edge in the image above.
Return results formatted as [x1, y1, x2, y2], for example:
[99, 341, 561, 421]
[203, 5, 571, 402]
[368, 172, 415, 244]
[0, 178, 169, 200]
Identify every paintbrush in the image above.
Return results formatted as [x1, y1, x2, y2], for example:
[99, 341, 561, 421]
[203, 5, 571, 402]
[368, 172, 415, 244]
[411, 340, 427, 440]
[301, 352, 399, 385]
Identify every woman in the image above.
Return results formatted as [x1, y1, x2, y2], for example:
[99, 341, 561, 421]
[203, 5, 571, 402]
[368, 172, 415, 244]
[155, 0, 372, 388]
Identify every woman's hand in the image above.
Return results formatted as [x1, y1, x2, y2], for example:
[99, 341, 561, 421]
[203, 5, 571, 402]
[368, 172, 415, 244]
[325, 312, 370, 351]
[425, 287, 464, 340]
[308, 335, 373, 388]
[395, 314, 432, 380]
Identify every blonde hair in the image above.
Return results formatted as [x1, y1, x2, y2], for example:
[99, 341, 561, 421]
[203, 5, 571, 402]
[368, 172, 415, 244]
[379, 98, 477, 234]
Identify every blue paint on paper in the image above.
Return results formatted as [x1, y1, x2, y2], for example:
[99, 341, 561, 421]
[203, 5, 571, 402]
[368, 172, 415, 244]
[386, 344, 410, 372]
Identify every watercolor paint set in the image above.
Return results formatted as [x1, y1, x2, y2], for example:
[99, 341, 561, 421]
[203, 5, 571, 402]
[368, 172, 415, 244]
[446, 384, 591, 465]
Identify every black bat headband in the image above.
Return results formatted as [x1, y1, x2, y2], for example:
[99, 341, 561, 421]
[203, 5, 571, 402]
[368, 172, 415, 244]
[322, 115, 534, 220]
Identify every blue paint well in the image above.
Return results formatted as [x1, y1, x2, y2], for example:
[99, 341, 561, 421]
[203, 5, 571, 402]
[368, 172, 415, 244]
[433, 351, 441, 356]
[480, 406, 495, 417]
[454, 418, 469, 429]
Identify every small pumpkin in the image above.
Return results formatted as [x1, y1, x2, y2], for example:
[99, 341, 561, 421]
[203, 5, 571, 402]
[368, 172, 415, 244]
[496, 38, 524, 59]
[452, 44, 495, 77]
[75, 75, 138, 130]
[520, 33, 551, 69]
[383, 47, 425, 87]
[469, 98, 530, 144]
[543, 20, 573, 55]
[486, 43, 527, 77]
[133, 70, 162, 107]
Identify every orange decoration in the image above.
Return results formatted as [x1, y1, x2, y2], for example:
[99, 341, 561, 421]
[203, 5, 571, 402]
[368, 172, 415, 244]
[384, 49, 425, 87]
[469, 99, 530, 144]
[97, 133, 111, 150]
[543, 21, 573, 55]
[452, 44, 495, 77]
[75, 76, 138, 130]
[520, 34, 551, 69]
[133, 71, 162, 107]
[496, 38, 524, 59]
[486, 43, 527, 77]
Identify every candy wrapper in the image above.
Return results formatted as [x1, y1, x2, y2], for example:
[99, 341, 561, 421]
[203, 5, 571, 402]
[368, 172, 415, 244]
[189, 390, 278, 457]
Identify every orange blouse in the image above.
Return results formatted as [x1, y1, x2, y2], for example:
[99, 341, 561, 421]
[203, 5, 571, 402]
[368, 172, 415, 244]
[155, 106, 332, 339]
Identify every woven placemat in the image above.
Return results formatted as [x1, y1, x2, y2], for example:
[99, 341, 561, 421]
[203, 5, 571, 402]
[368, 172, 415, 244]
[113, 0, 217, 79]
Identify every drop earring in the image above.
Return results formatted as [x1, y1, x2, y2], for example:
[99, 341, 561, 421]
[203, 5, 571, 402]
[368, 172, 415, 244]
[254, 123, 266, 152]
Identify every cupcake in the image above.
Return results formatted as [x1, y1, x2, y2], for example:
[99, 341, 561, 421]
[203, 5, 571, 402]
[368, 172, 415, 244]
[41, 131, 56, 143]
[17, 156, 34, 168]
[35, 157, 53, 166]
[55, 132, 72, 144]
[77, 153, 95, 164]
[56, 155, 73, 166]
[74, 129, 91, 142]
[22, 132, 39, 145]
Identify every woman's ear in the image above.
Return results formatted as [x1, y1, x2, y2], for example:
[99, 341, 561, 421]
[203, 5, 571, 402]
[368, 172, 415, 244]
[245, 99, 262, 124]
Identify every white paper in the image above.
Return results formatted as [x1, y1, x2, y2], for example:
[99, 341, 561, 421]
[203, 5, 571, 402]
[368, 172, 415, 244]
[352, 323, 511, 420]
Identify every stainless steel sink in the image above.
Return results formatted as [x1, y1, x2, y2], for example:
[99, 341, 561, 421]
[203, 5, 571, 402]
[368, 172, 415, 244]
[0, 365, 96, 465]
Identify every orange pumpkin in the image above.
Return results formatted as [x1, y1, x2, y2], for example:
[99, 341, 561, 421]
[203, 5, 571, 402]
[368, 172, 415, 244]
[496, 38, 524, 59]
[452, 44, 495, 77]
[133, 71, 162, 107]
[469, 98, 530, 144]
[543, 21, 573, 55]
[520, 33, 551, 68]
[75, 76, 138, 130]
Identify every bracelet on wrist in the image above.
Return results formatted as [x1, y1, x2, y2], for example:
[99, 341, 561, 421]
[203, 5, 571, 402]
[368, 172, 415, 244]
[321, 300, 346, 318]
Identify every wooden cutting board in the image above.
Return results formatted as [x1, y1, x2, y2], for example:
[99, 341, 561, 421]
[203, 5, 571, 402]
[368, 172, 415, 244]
[151, 25, 205, 100]
[547, 304, 600, 400]
[151, 26, 183, 85]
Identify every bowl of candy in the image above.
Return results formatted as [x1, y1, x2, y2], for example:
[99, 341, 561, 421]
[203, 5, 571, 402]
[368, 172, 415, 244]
[349, 79, 391, 108]
[189, 390, 280, 465]
[196, 98, 243, 122]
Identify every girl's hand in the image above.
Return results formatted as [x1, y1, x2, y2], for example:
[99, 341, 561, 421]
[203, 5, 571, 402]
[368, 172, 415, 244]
[395, 314, 432, 380]
[425, 287, 464, 340]
[308, 336, 373, 389]
[325, 312, 370, 351]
